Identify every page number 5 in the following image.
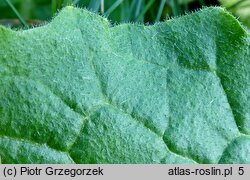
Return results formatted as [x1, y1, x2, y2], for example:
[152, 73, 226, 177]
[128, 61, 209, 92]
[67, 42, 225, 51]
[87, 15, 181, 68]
[238, 167, 244, 175]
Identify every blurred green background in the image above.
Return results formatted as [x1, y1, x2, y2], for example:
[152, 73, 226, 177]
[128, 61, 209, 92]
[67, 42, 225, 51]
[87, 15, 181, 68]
[0, 0, 249, 29]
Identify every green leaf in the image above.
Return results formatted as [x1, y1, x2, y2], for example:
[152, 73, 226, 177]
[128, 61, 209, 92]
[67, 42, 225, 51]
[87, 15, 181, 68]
[0, 6, 250, 164]
[220, 0, 250, 28]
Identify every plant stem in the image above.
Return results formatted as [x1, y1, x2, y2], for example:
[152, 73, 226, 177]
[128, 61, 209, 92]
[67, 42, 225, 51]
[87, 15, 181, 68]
[4, 0, 28, 27]
[136, 0, 155, 21]
[169, 0, 180, 16]
[156, 0, 166, 22]
[135, 0, 142, 20]
[88, 0, 101, 11]
[101, 0, 104, 14]
[105, 0, 124, 17]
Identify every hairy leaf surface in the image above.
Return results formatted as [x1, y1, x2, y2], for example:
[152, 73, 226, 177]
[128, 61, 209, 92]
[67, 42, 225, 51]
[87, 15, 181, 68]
[0, 6, 250, 164]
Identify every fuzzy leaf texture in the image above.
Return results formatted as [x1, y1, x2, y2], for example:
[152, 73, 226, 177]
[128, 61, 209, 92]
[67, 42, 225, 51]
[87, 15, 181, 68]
[0, 6, 250, 164]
